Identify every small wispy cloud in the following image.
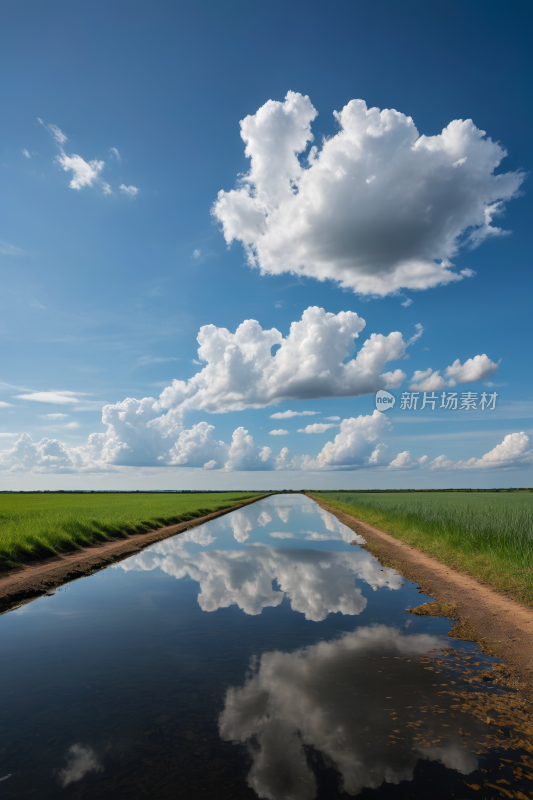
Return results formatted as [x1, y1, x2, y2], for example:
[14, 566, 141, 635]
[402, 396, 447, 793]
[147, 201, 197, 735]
[39, 413, 68, 420]
[120, 184, 138, 197]
[15, 391, 86, 405]
[407, 323, 424, 346]
[401, 297, 413, 307]
[137, 356, 180, 367]
[31, 301, 46, 310]
[38, 117, 68, 145]
[0, 382, 30, 391]
[22, 149, 31, 159]
[109, 147, 122, 162]
[270, 410, 320, 419]
[65, 421, 80, 429]
[0, 240, 26, 256]
[269, 429, 289, 435]
[102, 182, 113, 195]
[0, 401, 14, 408]
[74, 401, 107, 412]
[325, 416, 340, 421]
[298, 423, 336, 433]
[192, 248, 202, 259]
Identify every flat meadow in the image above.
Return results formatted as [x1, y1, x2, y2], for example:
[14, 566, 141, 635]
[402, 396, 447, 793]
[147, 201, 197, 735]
[315, 491, 533, 605]
[0, 491, 263, 569]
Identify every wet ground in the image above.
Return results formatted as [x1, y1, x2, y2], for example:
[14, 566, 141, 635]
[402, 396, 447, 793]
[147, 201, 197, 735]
[1, 494, 532, 798]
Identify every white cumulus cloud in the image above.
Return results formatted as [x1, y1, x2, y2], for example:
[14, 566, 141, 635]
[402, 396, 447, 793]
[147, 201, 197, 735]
[431, 432, 533, 471]
[387, 432, 532, 472]
[213, 92, 524, 296]
[56, 152, 105, 190]
[269, 429, 289, 435]
[120, 184, 139, 197]
[157, 306, 409, 414]
[298, 423, 336, 433]
[300, 411, 391, 470]
[445, 354, 500, 386]
[270, 410, 320, 419]
[409, 354, 499, 390]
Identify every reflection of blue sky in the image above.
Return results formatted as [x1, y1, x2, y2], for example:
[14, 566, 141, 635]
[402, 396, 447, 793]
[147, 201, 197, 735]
[117, 497, 399, 620]
[173, 493, 364, 547]
[219, 625, 479, 799]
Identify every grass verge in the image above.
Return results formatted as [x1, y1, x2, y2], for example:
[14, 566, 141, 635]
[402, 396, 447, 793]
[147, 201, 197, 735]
[0, 492, 266, 569]
[311, 492, 533, 607]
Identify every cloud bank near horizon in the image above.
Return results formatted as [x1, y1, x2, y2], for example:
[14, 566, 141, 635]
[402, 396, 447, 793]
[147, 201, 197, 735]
[0, 305, 515, 475]
[1, 414, 529, 476]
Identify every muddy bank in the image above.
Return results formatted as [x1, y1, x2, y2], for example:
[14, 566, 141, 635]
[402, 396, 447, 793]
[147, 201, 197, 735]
[309, 494, 533, 697]
[0, 496, 265, 615]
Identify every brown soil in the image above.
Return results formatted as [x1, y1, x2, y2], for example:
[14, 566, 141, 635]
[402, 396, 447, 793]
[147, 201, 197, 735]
[309, 494, 533, 698]
[0, 497, 264, 615]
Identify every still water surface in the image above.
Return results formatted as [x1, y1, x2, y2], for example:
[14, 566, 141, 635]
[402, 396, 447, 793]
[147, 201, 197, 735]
[1, 495, 532, 798]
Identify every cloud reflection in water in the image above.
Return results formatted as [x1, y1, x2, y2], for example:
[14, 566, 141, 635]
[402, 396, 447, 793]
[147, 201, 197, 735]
[120, 538, 401, 620]
[219, 626, 478, 799]
[117, 497, 388, 620]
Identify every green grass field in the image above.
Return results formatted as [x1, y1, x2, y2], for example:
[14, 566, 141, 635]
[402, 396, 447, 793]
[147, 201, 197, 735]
[314, 491, 533, 605]
[0, 492, 265, 568]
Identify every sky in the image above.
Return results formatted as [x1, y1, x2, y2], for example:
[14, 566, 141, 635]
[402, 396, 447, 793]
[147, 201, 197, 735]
[1, 0, 532, 490]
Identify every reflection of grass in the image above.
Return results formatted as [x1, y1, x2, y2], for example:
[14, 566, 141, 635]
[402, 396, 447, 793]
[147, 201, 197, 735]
[315, 492, 533, 606]
[0, 492, 265, 568]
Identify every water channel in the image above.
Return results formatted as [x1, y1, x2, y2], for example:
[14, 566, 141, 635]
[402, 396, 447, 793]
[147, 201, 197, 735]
[1, 494, 532, 798]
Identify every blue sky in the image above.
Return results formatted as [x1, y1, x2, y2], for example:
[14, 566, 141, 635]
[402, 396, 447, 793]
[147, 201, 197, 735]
[1, 0, 532, 489]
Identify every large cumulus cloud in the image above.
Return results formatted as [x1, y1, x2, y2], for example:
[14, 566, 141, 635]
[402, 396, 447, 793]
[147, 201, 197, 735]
[157, 306, 408, 414]
[213, 92, 524, 296]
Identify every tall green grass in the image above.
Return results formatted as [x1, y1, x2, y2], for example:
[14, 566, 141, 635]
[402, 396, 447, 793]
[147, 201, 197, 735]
[0, 492, 264, 568]
[315, 492, 533, 605]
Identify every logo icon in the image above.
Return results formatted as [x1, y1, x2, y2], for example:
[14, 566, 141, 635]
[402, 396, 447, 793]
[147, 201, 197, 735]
[375, 390, 396, 411]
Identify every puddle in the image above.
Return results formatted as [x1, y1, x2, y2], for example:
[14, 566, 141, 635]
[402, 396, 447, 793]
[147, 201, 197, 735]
[1, 494, 532, 798]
